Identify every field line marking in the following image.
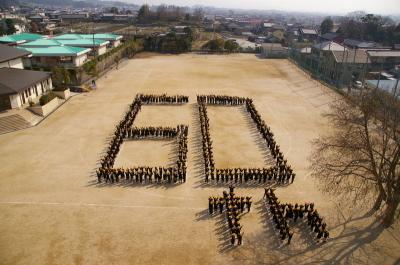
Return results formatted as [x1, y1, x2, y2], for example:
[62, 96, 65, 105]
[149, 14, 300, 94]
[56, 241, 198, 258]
[0, 201, 203, 211]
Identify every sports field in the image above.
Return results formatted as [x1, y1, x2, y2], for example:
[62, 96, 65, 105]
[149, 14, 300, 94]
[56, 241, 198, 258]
[0, 53, 399, 265]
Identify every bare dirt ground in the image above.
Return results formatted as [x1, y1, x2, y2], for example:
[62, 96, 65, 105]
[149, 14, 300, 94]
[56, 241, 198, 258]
[0, 54, 399, 265]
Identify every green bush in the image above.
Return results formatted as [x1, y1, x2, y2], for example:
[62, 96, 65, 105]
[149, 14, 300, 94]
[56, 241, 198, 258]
[39, 92, 57, 106]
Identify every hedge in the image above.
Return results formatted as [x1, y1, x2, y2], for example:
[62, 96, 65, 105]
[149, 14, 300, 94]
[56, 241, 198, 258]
[39, 92, 57, 106]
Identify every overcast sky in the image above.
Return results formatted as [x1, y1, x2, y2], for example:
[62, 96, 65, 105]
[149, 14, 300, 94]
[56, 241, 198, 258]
[129, 0, 400, 15]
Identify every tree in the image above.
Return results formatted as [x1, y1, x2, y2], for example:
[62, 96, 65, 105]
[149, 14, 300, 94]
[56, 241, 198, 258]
[320, 17, 333, 35]
[51, 67, 71, 89]
[5, 19, 16, 35]
[202, 38, 225, 52]
[361, 14, 384, 41]
[224, 40, 239, 53]
[193, 8, 204, 22]
[30, 21, 39, 33]
[310, 88, 400, 227]
[109, 7, 119, 14]
[137, 4, 151, 23]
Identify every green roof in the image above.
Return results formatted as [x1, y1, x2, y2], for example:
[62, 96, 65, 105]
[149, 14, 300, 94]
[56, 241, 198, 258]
[80, 33, 122, 41]
[0, 33, 43, 43]
[53, 33, 122, 41]
[52, 34, 83, 40]
[57, 39, 109, 47]
[17, 46, 91, 56]
[20, 39, 62, 47]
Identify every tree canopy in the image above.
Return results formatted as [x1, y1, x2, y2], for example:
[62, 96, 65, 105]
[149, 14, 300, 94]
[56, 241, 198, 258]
[320, 17, 333, 35]
[338, 14, 400, 45]
[311, 88, 400, 227]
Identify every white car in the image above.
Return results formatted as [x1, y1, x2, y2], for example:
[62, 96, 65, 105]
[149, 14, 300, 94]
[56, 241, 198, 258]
[353, 81, 363, 89]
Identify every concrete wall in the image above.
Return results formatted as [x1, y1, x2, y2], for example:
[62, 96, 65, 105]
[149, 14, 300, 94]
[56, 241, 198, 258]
[53, 88, 70, 99]
[74, 54, 88, 67]
[98, 45, 107, 56]
[9, 94, 22, 109]
[113, 40, 121, 48]
[29, 97, 59, 116]
[0, 58, 24, 69]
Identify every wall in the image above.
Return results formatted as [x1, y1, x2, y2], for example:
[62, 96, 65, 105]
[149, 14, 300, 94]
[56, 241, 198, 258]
[98, 45, 107, 56]
[0, 58, 24, 69]
[29, 97, 59, 116]
[74, 54, 88, 67]
[9, 94, 22, 108]
[113, 40, 121, 48]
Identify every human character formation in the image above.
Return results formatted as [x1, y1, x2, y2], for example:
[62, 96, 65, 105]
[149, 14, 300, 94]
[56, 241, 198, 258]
[208, 186, 252, 246]
[96, 94, 189, 185]
[197, 95, 295, 185]
[136, 94, 189, 104]
[264, 188, 329, 244]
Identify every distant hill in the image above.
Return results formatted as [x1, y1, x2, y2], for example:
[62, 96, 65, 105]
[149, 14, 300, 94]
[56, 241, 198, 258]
[19, 0, 138, 8]
[0, 0, 20, 8]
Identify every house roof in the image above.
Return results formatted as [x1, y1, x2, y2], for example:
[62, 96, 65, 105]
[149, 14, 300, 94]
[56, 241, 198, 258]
[263, 23, 275, 28]
[261, 43, 287, 51]
[52, 34, 83, 40]
[20, 39, 62, 47]
[17, 46, 91, 57]
[0, 44, 31, 63]
[367, 50, 400, 57]
[313, 41, 346, 51]
[300, 28, 318, 35]
[332, 50, 370, 64]
[0, 33, 43, 44]
[343, 39, 377, 48]
[58, 39, 109, 47]
[0, 68, 50, 96]
[321, 33, 339, 41]
[53, 33, 122, 41]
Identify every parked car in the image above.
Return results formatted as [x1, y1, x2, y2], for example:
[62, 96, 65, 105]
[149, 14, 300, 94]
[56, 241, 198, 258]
[353, 81, 363, 89]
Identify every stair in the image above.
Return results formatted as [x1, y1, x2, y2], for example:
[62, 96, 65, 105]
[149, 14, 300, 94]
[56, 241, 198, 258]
[0, 114, 31, 135]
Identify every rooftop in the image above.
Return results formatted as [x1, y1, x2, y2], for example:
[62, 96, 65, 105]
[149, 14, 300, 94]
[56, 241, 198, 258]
[0, 68, 50, 96]
[300, 28, 318, 35]
[367, 50, 400, 57]
[0, 44, 31, 63]
[0, 33, 43, 44]
[332, 50, 370, 64]
[20, 39, 62, 47]
[313, 41, 346, 51]
[18, 46, 91, 57]
[53, 33, 122, 41]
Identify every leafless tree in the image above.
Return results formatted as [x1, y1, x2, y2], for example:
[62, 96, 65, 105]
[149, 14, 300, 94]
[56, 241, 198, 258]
[310, 87, 400, 227]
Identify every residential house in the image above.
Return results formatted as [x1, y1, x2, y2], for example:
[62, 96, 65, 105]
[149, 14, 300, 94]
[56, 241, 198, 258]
[261, 43, 288, 58]
[299, 28, 318, 42]
[53, 33, 123, 48]
[320, 32, 343, 43]
[0, 45, 52, 110]
[18, 46, 91, 68]
[0, 44, 30, 69]
[343, 39, 379, 50]
[367, 50, 400, 71]
[0, 33, 43, 45]
[324, 50, 370, 87]
[21, 38, 109, 56]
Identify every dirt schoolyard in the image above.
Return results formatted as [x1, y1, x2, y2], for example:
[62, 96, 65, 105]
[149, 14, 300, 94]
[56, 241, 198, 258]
[0, 53, 399, 265]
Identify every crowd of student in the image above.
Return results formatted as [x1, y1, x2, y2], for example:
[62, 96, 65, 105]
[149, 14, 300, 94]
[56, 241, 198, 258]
[96, 95, 189, 185]
[209, 186, 252, 246]
[136, 94, 189, 104]
[264, 188, 329, 244]
[197, 95, 296, 185]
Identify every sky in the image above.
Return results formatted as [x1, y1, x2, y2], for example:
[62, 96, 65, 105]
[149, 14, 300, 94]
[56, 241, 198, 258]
[128, 0, 400, 15]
